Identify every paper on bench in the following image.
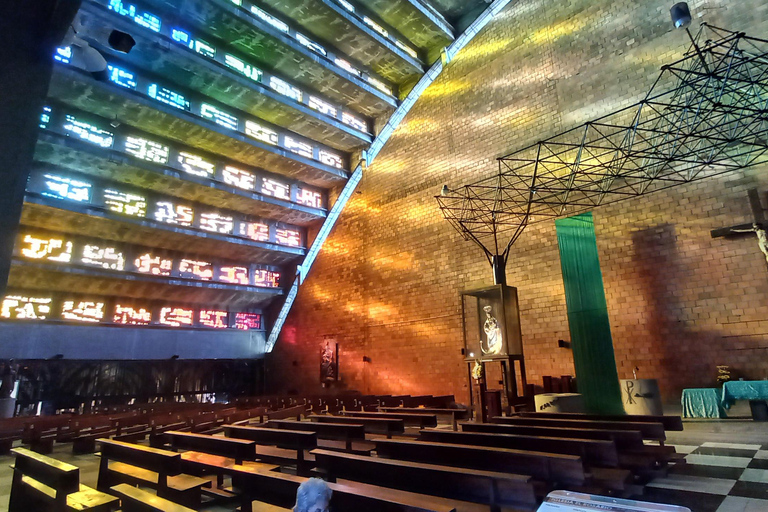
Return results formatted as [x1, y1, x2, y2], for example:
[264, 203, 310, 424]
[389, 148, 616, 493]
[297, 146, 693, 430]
[537, 491, 691, 512]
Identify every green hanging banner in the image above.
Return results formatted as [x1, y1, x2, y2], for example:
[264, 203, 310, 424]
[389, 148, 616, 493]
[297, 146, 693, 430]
[555, 212, 624, 414]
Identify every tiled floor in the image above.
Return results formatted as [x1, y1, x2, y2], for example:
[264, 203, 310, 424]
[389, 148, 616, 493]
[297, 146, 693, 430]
[2, 409, 768, 512]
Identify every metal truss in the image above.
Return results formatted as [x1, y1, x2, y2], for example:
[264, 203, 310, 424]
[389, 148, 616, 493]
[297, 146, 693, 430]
[437, 24, 768, 264]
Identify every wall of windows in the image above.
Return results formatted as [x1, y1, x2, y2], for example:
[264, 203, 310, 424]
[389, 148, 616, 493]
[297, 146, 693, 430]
[27, 167, 305, 249]
[1, 289, 264, 330]
[93, 0, 376, 132]
[15, 231, 283, 289]
[40, 106, 327, 211]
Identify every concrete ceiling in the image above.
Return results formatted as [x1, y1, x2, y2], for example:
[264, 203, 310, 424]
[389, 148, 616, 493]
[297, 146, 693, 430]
[358, 0, 454, 51]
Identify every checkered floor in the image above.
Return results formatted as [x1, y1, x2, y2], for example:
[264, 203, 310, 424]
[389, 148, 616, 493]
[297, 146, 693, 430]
[636, 441, 768, 511]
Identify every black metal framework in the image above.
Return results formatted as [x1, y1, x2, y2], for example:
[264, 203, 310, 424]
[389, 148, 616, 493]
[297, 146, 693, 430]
[437, 24, 768, 266]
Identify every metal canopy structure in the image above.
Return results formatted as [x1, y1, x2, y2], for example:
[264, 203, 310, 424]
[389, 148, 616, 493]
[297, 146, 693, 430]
[437, 24, 768, 266]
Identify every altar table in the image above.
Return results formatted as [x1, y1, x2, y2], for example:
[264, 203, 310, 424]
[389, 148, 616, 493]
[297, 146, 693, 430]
[680, 388, 726, 419]
[721, 380, 768, 410]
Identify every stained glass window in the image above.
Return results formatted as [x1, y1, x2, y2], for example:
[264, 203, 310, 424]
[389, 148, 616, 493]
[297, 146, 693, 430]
[222, 166, 255, 190]
[153, 202, 194, 226]
[125, 136, 170, 164]
[134, 253, 173, 276]
[276, 227, 302, 247]
[178, 259, 213, 280]
[200, 310, 228, 328]
[244, 120, 278, 145]
[235, 312, 261, 330]
[296, 187, 323, 208]
[367, 76, 392, 95]
[216, 266, 249, 285]
[104, 190, 147, 217]
[224, 54, 262, 82]
[269, 76, 302, 102]
[1, 295, 51, 320]
[284, 136, 313, 159]
[334, 58, 361, 77]
[40, 174, 92, 202]
[40, 106, 52, 129]
[250, 6, 289, 33]
[193, 39, 216, 58]
[338, 0, 354, 12]
[171, 28, 193, 48]
[261, 178, 290, 200]
[159, 306, 194, 326]
[341, 112, 367, 132]
[318, 150, 344, 169]
[63, 115, 114, 148]
[396, 40, 418, 59]
[81, 244, 125, 271]
[54, 46, 72, 64]
[199, 213, 234, 234]
[237, 221, 270, 242]
[20, 234, 73, 263]
[296, 33, 326, 56]
[114, 304, 152, 325]
[362, 16, 387, 37]
[108, 0, 161, 32]
[253, 269, 281, 288]
[308, 96, 337, 117]
[107, 65, 138, 89]
[61, 300, 105, 322]
[148, 84, 190, 111]
[177, 152, 216, 179]
[201, 104, 238, 130]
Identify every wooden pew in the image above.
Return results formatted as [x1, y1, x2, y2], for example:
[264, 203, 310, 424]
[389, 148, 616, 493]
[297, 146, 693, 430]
[492, 416, 666, 442]
[23, 415, 73, 454]
[165, 430, 256, 464]
[375, 438, 586, 486]
[9, 447, 118, 512]
[308, 414, 404, 438]
[266, 404, 308, 421]
[419, 428, 619, 467]
[513, 412, 684, 431]
[109, 483, 194, 512]
[312, 448, 537, 511]
[96, 438, 209, 509]
[380, 407, 470, 430]
[461, 422, 645, 450]
[224, 424, 317, 475]
[341, 410, 438, 428]
[268, 419, 367, 452]
[0, 417, 27, 454]
[229, 459, 463, 512]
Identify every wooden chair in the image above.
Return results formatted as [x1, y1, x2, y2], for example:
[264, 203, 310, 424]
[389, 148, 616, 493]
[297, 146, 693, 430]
[9, 447, 118, 512]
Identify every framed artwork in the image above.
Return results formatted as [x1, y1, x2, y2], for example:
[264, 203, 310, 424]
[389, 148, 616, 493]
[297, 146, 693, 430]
[320, 339, 338, 383]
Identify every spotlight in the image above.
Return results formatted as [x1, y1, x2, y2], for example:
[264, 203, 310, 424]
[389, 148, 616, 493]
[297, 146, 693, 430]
[441, 185, 449, 196]
[670, 2, 692, 29]
[108, 30, 136, 53]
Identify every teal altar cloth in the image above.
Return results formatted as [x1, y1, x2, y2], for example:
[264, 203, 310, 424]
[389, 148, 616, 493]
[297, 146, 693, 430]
[721, 380, 768, 410]
[681, 388, 726, 418]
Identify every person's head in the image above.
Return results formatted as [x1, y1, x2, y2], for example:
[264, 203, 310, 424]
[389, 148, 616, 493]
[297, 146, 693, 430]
[294, 478, 332, 512]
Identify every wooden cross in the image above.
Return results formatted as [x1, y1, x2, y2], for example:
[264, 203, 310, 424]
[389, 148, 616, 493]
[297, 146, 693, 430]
[711, 188, 768, 264]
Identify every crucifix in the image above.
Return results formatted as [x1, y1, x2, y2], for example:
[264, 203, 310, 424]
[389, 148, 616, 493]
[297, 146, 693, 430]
[711, 188, 768, 265]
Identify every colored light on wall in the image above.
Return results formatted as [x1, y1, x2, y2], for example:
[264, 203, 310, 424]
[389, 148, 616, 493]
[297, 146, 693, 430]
[235, 312, 261, 330]
[1, 295, 52, 320]
[148, 84, 190, 111]
[261, 178, 290, 200]
[318, 150, 344, 169]
[177, 152, 216, 178]
[276, 228, 301, 247]
[200, 310, 228, 328]
[199, 212, 234, 234]
[201, 104, 238, 130]
[244, 120, 278, 145]
[134, 253, 173, 276]
[217, 266, 249, 285]
[284, 136, 313, 159]
[296, 188, 323, 209]
[104, 189, 147, 217]
[81, 244, 126, 270]
[125, 136, 170, 164]
[296, 33, 326, 56]
[250, 6, 289, 33]
[334, 58, 362, 77]
[237, 222, 270, 242]
[308, 96, 337, 117]
[224, 54, 263, 82]
[269, 76, 302, 102]
[222, 166, 256, 190]
[41, 174, 92, 202]
[108, 0, 161, 32]
[63, 115, 114, 148]
[178, 259, 213, 280]
[153, 202, 194, 226]
[107, 65, 138, 89]
[159, 306, 194, 326]
[62, 300, 105, 322]
[253, 269, 280, 288]
[21, 235, 73, 263]
[114, 304, 152, 325]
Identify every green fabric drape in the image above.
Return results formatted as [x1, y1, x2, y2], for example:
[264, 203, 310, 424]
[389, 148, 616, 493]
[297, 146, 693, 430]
[555, 212, 624, 414]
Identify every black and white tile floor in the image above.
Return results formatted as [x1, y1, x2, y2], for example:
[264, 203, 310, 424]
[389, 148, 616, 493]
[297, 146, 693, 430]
[637, 441, 768, 511]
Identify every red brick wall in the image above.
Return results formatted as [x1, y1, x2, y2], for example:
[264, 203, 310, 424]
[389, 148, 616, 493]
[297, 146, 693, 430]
[266, 0, 768, 404]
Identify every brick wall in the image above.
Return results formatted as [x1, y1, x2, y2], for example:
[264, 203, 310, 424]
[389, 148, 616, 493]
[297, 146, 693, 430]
[266, 0, 768, 404]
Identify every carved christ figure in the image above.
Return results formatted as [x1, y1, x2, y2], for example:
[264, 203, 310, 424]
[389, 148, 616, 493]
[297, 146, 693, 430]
[481, 305, 503, 355]
[730, 223, 768, 264]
